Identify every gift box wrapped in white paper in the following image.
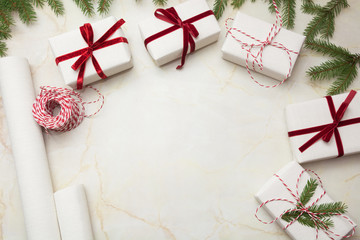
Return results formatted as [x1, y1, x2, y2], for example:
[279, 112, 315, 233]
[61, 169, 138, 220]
[221, 12, 305, 81]
[255, 161, 356, 240]
[138, 0, 220, 67]
[286, 90, 360, 163]
[49, 16, 132, 89]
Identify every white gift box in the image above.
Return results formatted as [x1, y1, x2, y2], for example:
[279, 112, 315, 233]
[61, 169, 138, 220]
[255, 161, 356, 240]
[138, 0, 220, 67]
[286, 91, 360, 163]
[49, 16, 132, 89]
[221, 12, 305, 81]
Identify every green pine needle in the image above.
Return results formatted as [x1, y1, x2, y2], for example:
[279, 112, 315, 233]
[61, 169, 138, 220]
[300, 178, 318, 206]
[15, 0, 37, 24]
[281, 178, 349, 230]
[47, 0, 65, 16]
[0, 24, 11, 40]
[0, 40, 7, 57]
[305, 39, 352, 59]
[152, 0, 167, 6]
[32, 0, 46, 7]
[302, 0, 349, 40]
[307, 58, 352, 81]
[98, 0, 114, 15]
[73, 0, 95, 17]
[327, 60, 359, 95]
[281, 0, 296, 29]
[213, 0, 228, 20]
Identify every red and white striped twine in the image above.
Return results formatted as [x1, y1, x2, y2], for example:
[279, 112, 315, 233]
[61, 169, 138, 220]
[225, 0, 299, 88]
[32, 86, 104, 133]
[255, 169, 356, 239]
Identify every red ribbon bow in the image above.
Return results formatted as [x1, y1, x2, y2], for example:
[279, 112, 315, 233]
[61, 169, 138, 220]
[288, 90, 360, 157]
[55, 19, 128, 90]
[144, 7, 214, 69]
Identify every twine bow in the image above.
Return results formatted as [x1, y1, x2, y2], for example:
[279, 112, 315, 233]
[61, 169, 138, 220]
[225, 0, 299, 88]
[144, 7, 214, 69]
[255, 168, 356, 240]
[288, 90, 360, 156]
[55, 19, 128, 90]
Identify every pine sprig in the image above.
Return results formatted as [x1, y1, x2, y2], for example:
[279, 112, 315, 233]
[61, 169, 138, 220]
[299, 178, 317, 206]
[72, 0, 95, 16]
[213, 0, 228, 20]
[97, 0, 114, 15]
[15, 0, 37, 24]
[305, 39, 360, 95]
[47, 0, 65, 16]
[302, 0, 349, 40]
[281, 0, 296, 29]
[282, 178, 349, 230]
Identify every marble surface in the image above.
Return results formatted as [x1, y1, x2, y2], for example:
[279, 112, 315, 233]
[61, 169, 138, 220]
[0, 0, 360, 239]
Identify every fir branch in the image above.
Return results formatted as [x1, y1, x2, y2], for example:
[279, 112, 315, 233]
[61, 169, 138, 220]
[231, 0, 256, 8]
[0, 7, 15, 27]
[308, 202, 347, 216]
[213, 0, 228, 20]
[300, 178, 318, 206]
[97, 0, 114, 15]
[281, 0, 296, 29]
[47, 0, 65, 16]
[302, 0, 349, 40]
[281, 178, 350, 230]
[307, 58, 351, 81]
[32, 0, 46, 7]
[305, 39, 352, 59]
[0, 24, 11, 40]
[0, 41, 7, 57]
[72, 0, 95, 16]
[152, 0, 167, 6]
[15, 0, 37, 24]
[327, 59, 359, 95]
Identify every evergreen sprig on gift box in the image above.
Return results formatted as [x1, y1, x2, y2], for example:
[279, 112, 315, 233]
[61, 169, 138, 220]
[281, 178, 348, 230]
[305, 39, 360, 96]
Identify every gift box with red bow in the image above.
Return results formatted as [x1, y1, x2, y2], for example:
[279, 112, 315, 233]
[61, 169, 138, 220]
[286, 90, 360, 163]
[221, 12, 305, 81]
[255, 161, 356, 240]
[138, 0, 220, 69]
[49, 16, 132, 89]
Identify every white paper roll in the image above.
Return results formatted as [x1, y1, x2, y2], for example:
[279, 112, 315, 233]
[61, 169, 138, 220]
[0, 57, 61, 240]
[54, 184, 94, 240]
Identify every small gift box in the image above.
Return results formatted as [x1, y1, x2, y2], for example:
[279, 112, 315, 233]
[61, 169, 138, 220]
[138, 0, 220, 69]
[286, 90, 360, 163]
[221, 12, 305, 81]
[255, 161, 356, 240]
[49, 16, 132, 89]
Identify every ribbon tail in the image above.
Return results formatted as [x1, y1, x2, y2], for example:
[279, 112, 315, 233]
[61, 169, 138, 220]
[176, 29, 190, 70]
[298, 124, 335, 153]
[77, 64, 86, 90]
[91, 56, 107, 79]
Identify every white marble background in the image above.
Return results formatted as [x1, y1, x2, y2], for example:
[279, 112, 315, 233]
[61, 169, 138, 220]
[0, 0, 360, 239]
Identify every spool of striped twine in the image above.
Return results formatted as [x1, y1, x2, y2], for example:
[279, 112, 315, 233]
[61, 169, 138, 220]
[32, 86, 104, 132]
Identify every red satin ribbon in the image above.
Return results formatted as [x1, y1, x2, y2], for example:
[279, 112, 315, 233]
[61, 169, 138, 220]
[288, 90, 360, 157]
[144, 8, 214, 69]
[55, 19, 128, 89]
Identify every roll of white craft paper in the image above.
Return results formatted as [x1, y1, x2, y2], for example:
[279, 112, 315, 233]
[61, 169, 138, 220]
[54, 184, 94, 240]
[0, 57, 61, 240]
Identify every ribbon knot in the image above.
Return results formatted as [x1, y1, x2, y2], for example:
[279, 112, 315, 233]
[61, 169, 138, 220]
[288, 90, 359, 157]
[55, 19, 128, 90]
[144, 7, 214, 69]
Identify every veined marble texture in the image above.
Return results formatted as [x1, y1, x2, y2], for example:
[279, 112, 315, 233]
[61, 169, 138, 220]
[0, 0, 360, 239]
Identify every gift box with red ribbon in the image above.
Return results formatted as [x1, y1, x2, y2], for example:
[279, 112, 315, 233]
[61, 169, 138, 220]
[255, 161, 356, 240]
[286, 90, 360, 163]
[49, 16, 132, 90]
[138, 0, 220, 69]
[222, 12, 305, 82]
